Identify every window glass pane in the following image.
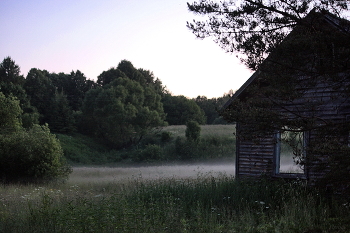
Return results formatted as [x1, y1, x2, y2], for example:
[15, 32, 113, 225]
[279, 130, 304, 173]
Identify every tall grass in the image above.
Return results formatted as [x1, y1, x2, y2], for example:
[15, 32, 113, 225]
[1, 172, 349, 232]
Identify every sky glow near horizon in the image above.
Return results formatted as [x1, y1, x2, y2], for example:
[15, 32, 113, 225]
[0, 0, 253, 98]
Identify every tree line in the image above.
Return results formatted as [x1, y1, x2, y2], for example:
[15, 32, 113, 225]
[0, 57, 231, 149]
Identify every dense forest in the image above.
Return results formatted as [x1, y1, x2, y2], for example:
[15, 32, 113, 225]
[0, 56, 231, 148]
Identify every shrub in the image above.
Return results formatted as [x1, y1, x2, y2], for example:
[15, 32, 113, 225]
[134, 144, 163, 162]
[0, 124, 72, 183]
[175, 136, 197, 160]
[185, 120, 201, 142]
[161, 131, 172, 142]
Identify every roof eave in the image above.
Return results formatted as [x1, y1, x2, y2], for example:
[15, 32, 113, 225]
[221, 70, 260, 110]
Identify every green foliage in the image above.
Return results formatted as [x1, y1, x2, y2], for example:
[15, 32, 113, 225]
[194, 94, 232, 124]
[174, 134, 235, 160]
[0, 75, 70, 183]
[48, 71, 93, 111]
[82, 61, 166, 149]
[57, 125, 236, 164]
[0, 56, 237, 168]
[76, 88, 100, 135]
[161, 131, 172, 142]
[24, 68, 92, 132]
[0, 92, 22, 133]
[174, 136, 193, 159]
[48, 91, 75, 133]
[66, 70, 91, 111]
[56, 133, 122, 164]
[21, 107, 39, 129]
[134, 144, 163, 162]
[162, 94, 206, 125]
[185, 120, 201, 142]
[97, 67, 128, 86]
[0, 56, 24, 84]
[0, 58, 39, 127]
[159, 125, 236, 161]
[194, 96, 217, 124]
[24, 68, 55, 123]
[53, 125, 235, 165]
[0, 124, 71, 183]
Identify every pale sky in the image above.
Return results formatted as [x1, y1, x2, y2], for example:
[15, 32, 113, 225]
[0, 0, 252, 98]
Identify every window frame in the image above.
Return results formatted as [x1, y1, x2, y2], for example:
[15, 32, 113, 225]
[273, 129, 308, 178]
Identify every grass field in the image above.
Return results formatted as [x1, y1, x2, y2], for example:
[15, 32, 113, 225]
[1, 164, 350, 232]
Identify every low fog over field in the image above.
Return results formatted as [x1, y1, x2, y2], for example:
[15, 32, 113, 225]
[69, 160, 235, 184]
[68, 158, 303, 184]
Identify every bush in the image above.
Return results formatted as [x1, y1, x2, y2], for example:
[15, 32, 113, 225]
[185, 120, 201, 142]
[0, 124, 71, 183]
[212, 116, 229, 124]
[174, 136, 196, 160]
[134, 144, 163, 162]
[161, 131, 172, 142]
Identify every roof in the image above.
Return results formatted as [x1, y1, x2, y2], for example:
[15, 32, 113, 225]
[221, 71, 260, 109]
[222, 10, 350, 111]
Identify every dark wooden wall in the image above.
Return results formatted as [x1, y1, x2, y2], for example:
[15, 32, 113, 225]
[235, 79, 350, 181]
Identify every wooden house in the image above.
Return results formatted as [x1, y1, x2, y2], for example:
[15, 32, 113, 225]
[221, 10, 350, 184]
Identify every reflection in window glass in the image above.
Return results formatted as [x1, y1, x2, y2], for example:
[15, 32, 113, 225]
[276, 129, 305, 174]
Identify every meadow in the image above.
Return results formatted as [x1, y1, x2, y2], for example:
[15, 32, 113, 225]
[1, 165, 350, 232]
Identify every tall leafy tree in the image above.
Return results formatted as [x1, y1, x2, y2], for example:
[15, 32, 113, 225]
[0, 57, 27, 104]
[117, 60, 145, 84]
[24, 68, 55, 124]
[66, 70, 91, 111]
[78, 88, 101, 135]
[0, 57, 28, 105]
[82, 61, 166, 148]
[0, 57, 24, 85]
[0, 57, 39, 127]
[0, 92, 22, 133]
[97, 67, 128, 86]
[48, 91, 75, 133]
[25, 69, 94, 132]
[194, 95, 230, 124]
[138, 68, 167, 97]
[162, 94, 206, 125]
[48, 72, 68, 93]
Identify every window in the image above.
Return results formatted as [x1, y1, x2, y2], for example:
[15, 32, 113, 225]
[274, 128, 306, 175]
